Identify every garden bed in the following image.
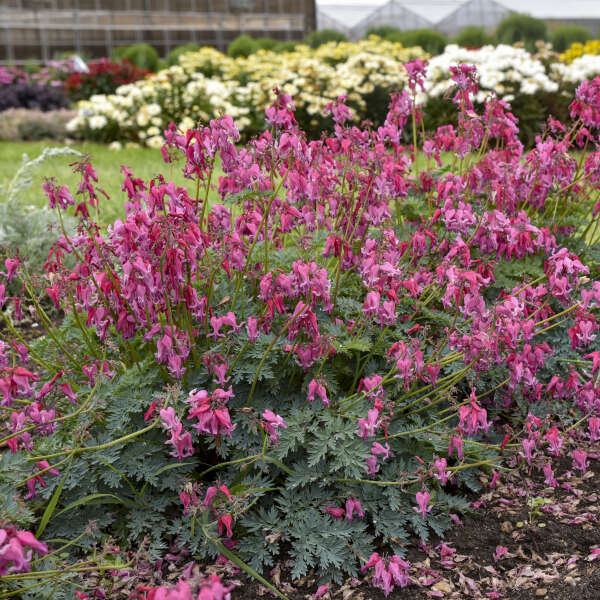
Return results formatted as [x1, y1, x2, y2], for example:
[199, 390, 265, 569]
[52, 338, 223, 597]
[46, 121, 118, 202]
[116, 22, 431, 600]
[1, 59, 600, 600]
[70, 438, 600, 599]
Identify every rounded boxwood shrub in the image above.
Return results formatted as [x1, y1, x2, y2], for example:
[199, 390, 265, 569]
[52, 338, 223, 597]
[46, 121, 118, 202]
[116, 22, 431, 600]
[273, 40, 297, 53]
[454, 26, 493, 48]
[367, 26, 402, 39]
[495, 13, 547, 52]
[227, 34, 260, 58]
[255, 37, 278, 51]
[551, 25, 590, 53]
[112, 43, 160, 72]
[398, 29, 447, 54]
[304, 29, 348, 48]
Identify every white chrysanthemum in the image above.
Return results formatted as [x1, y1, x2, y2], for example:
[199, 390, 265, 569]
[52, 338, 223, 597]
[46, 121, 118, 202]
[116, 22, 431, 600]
[89, 115, 107, 129]
[179, 116, 195, 130]
[553, 55, 600, 83]
[147, 103, 161, 116]
[422, 44, 558, 104]
[66, 116, 83, 132]
[146, 135, 164, 149]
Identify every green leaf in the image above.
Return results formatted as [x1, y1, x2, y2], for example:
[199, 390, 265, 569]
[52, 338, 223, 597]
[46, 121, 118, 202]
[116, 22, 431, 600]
[140, 461, 195, 496]
[209, 534, 290, 600]
[53, 493, 129, 519]
[36, 459, 72, 537]
[264, 455, 295, 476]
[97, 456, 140, 498]
[226, 189, 272, 205]
[338, 337, 372, 353]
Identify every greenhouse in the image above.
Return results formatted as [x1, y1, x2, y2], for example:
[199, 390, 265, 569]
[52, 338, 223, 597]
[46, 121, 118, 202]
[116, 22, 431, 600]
[350, 0, 438, 39]
[316, 0, 600, 38]
[437, 0, 511, 35]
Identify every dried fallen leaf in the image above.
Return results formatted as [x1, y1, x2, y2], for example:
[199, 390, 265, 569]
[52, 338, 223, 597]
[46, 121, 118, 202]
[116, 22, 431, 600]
[432, 579, 454, 594]
[500, 521, 513, 533]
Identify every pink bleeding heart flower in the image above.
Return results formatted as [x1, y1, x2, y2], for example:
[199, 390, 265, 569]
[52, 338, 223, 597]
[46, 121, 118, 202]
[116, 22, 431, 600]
[261, 409, 287, 444]
[345, 498, 364, 521]
[494, 545, 508, 561]
[587, 547, 600, 562]
[573, 449, 588, 473]
[433, 456, 452, 485]
[413, 490, 432, 519]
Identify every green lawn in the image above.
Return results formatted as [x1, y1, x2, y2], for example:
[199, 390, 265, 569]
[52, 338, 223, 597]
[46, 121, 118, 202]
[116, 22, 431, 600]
[0, 141, 221, 225]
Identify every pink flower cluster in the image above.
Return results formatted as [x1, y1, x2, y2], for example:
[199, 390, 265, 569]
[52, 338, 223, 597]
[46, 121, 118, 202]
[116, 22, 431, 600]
[362, 552, 411, 596]
[160, 407, 194, 461]
[139, 574, 235, 600]
[0, 527, 48, 575]
[186, 388, 235, 438]
[325, 498, 364, 521]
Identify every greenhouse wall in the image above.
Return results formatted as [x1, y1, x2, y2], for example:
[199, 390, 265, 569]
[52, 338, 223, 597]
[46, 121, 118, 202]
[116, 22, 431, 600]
[437, 0, 509, 35]
[0, 0, 317, 62]
[350, 1, 431, 40]
[316, 8, 350, 36]
[316, 0, 600, 41]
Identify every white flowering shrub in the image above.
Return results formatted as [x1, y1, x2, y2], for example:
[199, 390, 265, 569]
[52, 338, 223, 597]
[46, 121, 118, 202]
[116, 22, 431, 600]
[552, 54, 600, 83]
[69, 40, 600, 147]
[68, 39, 425, 145]
[68, 68, 250, 146]
[421, 44, 559, 104]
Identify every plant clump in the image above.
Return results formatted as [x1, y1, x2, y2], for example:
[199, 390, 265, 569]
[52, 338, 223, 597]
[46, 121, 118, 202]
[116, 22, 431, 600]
[1, 61, 600, 599]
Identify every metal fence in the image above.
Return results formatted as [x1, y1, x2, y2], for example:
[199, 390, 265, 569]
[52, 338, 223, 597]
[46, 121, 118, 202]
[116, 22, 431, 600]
[0, 0, 316, 62]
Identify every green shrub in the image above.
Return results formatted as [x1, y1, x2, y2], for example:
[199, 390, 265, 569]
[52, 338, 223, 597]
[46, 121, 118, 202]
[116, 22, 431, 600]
[551, 25, 590, 53]
[255, 37, 278, 51]
[16, 119, 57, 141]
[227, 35, 259, 58]
[304, 29, 348, 49]
[273, 40, 297, 53]
[366, 26, 403, 39]
[366, 27, 404, 43]
[398, 29, 447, 54]
[366, 27, 447, 53]
[112, 43, 160, 72]
[495, 13, 547, 52]
[454, 26, 493, 48]
[110, 46, 127, 62]
[166, 43, 201, 66]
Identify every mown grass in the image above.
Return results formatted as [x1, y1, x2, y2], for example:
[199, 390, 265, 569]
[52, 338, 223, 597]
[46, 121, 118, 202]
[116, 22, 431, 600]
[0, 141, 222, 225]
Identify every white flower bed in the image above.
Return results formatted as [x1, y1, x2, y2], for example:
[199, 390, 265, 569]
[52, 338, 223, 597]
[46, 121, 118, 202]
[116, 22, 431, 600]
[552, 54, 600, 83]
[420, 44, 559, 105]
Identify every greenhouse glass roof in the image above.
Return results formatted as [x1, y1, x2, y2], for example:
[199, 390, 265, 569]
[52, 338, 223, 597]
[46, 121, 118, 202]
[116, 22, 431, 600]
[317, 0, 600, 30]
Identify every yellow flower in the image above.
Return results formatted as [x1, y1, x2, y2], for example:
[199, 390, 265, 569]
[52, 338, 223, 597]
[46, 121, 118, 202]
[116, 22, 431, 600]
[560, 40, 600, 64]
